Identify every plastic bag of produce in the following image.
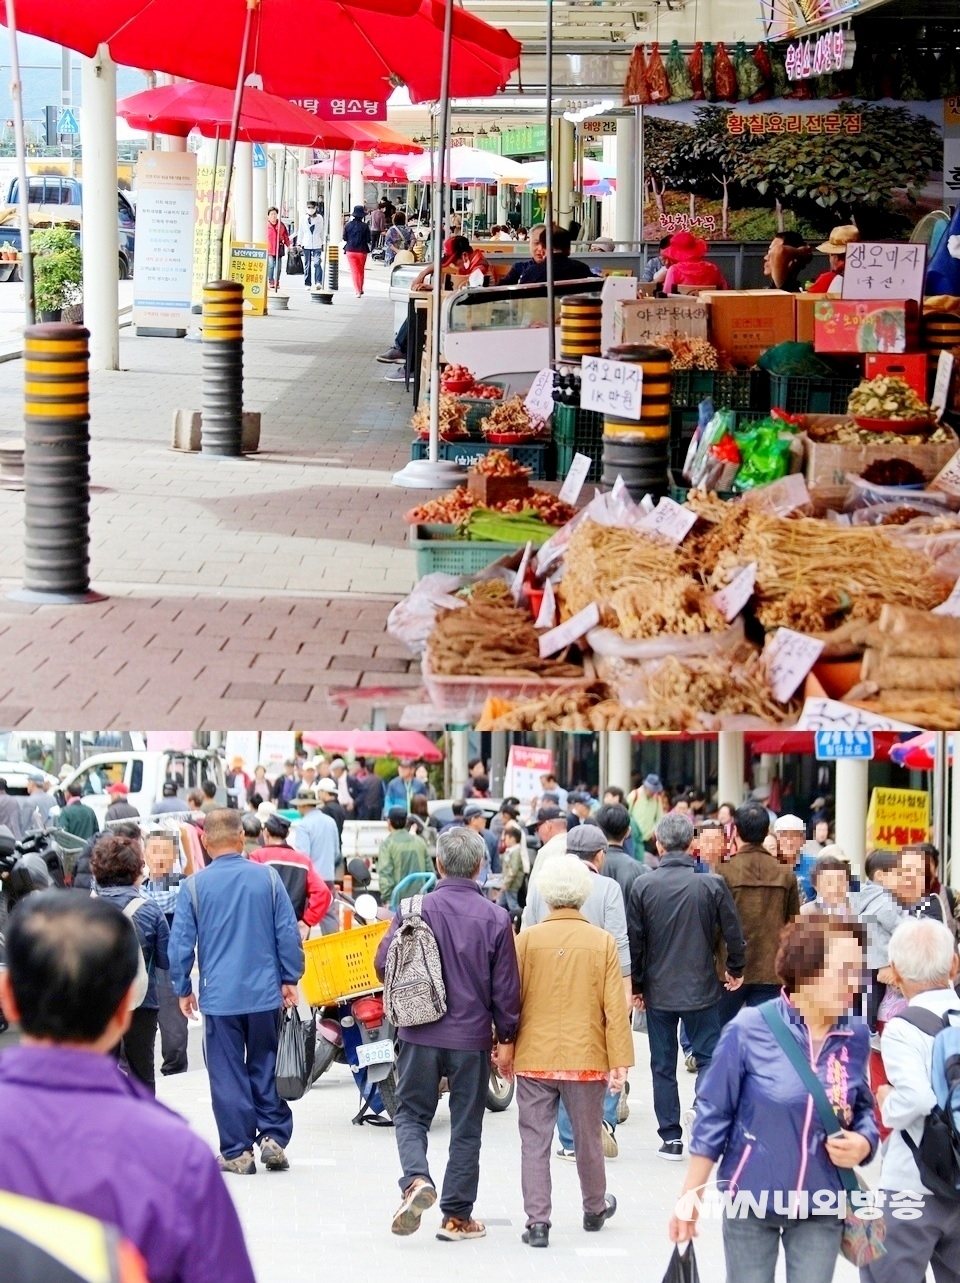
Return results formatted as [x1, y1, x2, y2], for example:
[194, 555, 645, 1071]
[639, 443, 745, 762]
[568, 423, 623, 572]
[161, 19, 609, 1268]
[733, 419, 793, 491]
[734, 41, 765, 100]
[757, 341, 836, 377]
[647, 42, 671, 102]
[749, 42, 773, 101]
[623, 43, 650, 105]
[714, 42, 739, 102]
[769, 44, 791, 98]
[843, 475, 953, 515]
[688, 42, 705, 99]
[702, 42, 716, 100]
[666, 40, 694, 101]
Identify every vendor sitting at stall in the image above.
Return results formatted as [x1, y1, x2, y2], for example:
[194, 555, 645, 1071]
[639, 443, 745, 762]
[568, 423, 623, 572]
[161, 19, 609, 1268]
[762, 230, 813, 292]
[499, 226, 594, 286]
[661, 231, 728, 293]
[808, 224, 859, 295]
[377, 236, 490, 378]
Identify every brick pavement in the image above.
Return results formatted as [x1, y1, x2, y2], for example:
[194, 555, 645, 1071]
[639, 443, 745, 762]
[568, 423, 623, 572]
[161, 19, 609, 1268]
[0, 273, 432, 728]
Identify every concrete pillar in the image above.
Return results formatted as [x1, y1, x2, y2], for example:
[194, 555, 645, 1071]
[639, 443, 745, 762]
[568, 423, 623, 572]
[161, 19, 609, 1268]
[80, 46, 119, 372]
[835, 759, 869, 877]
[234, 141, 253, 242]
[450, 730, 469, 799]
[252, 157, 268, 243]
[950, 747, 959, 888]
[601, 135, 616, 238]
[350, 149, 365, 213]
[330, 175, 344, 237]
[296, 148, 310, 228]
[607, 731, 633, 793]
[717, 732, 745, 810]
[489, 732, 507, 797]
[556, 119, 575, 230]
[615, 114, 637, 246]
[496, 181, 509, 226]
[406, 181, 416, 212]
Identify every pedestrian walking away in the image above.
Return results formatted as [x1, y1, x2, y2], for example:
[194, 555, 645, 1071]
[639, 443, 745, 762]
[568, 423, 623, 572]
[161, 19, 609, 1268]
[290, 788, 340, 933]
[0, 889, 256, 1283]
[627, 813, 745, 1161]
[377, 807, 430, 906]
[343, 205, 372, 296]
[169, 808, 304, 1176]
[504, 855, 633, 1248]
[375, 827, 520, 1243]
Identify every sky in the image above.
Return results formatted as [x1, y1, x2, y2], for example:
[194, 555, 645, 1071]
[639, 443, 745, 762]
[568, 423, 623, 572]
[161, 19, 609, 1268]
[0, 34, 144, 125]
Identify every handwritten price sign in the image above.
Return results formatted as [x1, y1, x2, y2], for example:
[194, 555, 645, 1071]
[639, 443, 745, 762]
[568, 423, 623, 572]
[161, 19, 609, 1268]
[842, 242, 926, 303]
[764, 628, 825, 704]
[581, 355, 643, 420]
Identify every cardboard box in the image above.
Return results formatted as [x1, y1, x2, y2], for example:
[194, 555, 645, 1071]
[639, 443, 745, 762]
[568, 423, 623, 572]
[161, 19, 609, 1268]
[864, 353, 928, 400]
[802, 414, 958, 510]
[813, 299, 919, 354]
[795, 293, 828, 345]
[699, 290, 796, 368]
[614, 296, 708, 345]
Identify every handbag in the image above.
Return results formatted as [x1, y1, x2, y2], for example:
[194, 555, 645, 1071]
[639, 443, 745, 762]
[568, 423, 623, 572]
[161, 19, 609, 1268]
[759, 1003, 887, 1268]
[275, 1006, 315, 1101]
[660, 1243, 700, 1283]
[285, 247, 304, 276]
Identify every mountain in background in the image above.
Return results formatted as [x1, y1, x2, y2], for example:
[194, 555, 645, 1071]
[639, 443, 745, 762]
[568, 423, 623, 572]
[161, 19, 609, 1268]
[0, 33, 144, 124]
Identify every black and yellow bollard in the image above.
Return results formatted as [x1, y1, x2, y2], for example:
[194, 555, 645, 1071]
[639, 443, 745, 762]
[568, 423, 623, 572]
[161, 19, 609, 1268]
[201, 280, 244, 457]
[601, 344, 673, 501]
[560, 294, 603, 361]
[327, 244, 340, 292]
[14, 323, 102, 603]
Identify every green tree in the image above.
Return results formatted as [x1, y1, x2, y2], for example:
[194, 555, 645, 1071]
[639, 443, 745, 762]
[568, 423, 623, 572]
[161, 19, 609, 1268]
[643, 116, 690, 218]
[732, 102, 941, 233]
[660, 106, 767, 237]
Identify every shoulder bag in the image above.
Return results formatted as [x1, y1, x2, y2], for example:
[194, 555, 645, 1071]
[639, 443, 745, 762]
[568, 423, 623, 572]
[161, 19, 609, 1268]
[759, 1002, 886, 1268]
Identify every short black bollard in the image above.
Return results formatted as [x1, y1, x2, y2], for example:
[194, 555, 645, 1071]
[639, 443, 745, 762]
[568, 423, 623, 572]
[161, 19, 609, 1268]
[201, 279, 244, 457]
[11, 322, 103, 604]
[326, 244, 340, 292]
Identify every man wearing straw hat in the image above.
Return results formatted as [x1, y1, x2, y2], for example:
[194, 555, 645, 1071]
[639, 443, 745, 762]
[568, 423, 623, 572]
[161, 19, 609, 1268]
[809, 224, 860, 295]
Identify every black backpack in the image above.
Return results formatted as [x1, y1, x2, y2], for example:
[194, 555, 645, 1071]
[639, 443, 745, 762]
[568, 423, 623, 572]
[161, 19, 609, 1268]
[895, 1007, 960, 1201]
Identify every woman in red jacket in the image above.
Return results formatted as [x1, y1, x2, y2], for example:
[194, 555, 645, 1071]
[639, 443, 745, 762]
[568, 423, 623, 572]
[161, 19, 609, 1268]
[266, 207, 290, 292]
[661, 231, 728, 294]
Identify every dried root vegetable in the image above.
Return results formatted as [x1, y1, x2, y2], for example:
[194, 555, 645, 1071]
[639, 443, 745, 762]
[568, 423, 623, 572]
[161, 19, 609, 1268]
[661, 335, 724, 371]
[481, 396, 545, 437]
[472, 450, 530, 477]
[709, 513, 950, 623]
[411, 395, 468, 438]
[428, 595, 583, 679]
[844, 687, 960, 731]
[558, 520, 726, 638]
[404, 486, 577, 527]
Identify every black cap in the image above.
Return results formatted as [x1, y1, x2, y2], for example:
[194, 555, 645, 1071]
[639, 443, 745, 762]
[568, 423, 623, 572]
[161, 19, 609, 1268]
[162, 781, 178, 797]
[387, 806, 408, 826]
[463, 805, 485, 820]
[536, 805, 565, 825]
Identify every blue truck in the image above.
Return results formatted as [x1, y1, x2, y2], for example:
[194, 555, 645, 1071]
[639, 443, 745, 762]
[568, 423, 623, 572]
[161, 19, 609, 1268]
[0, 175, 136, 280]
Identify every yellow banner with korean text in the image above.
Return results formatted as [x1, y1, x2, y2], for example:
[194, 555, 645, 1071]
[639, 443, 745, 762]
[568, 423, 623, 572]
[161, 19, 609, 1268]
[866, 787, 930, 850]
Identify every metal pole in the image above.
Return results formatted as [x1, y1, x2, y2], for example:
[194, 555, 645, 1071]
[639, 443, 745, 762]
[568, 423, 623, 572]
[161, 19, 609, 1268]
[216, 0, 256, 269]
[544, 0, 555, 366]
[932, 732, 948, 856]
[429, 0, 455, 468]
[636, 104, 644, 247]
[5, 1, 33, 324]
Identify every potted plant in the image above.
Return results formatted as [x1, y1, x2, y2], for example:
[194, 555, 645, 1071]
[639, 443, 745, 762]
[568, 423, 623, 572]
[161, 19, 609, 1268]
[32, 225, 83, 322]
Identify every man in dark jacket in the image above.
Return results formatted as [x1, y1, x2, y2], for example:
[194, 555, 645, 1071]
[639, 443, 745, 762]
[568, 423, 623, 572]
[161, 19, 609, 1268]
[375, 827, 520, 1243]
[718, 801, 801, 1025]
[104, 783, 139, 823]
[595, 803, 647, 907]
[627, 812, 744, 1162]
[0, 780, 23, 841]
[57, 784, 99, 841]
[316, 779, 347, 838]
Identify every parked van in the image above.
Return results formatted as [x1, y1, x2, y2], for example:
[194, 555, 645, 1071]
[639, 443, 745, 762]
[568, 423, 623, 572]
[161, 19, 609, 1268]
[58, 750, 225, 824]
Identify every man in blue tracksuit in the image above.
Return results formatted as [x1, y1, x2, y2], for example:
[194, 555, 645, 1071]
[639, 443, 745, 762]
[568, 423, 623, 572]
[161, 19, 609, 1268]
[170, 809, 304, 1175]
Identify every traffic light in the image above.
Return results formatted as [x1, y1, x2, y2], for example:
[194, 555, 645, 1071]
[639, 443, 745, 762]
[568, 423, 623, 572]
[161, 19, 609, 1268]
[44, 106, 57, 146]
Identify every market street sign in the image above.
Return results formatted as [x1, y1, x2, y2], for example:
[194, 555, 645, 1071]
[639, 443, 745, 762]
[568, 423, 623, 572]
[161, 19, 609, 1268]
[252, 143, 267, 169]
[814, 729, 875, 761]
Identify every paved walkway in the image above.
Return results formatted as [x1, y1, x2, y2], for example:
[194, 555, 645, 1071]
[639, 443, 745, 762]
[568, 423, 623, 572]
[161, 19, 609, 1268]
[0, 270, 428, 727]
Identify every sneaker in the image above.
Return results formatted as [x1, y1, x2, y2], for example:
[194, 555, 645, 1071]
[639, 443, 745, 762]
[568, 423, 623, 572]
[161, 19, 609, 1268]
[259, 1137, 289, 1171]
[391, 1177, 437, 1236]
[681, 1107, 697, 1137]
[522, 1223, 550, 1248]
[601, 1119, 619, 1159]
[685, 1054, 698, 1074]
[384, 368, 407, 383]
[556, 1147, 577, 1162]
[377, 348, 405, 363]
[436, 1217, 486, 1241]
[616, 1082, 630, 1123]
[218, 1150, 256, 1175]
[583, 1195, 617, 1232]
[658, 1140, 684, 1162]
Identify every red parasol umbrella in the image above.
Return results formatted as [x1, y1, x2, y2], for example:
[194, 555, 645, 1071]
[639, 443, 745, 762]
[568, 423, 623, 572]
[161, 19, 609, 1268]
[301, 731, 443, 762]
[303, 154, 414, 183]
[333, 121, 424, 156]
[117, 81, 361, 148]
[889, 732, 955, 770]
[3, 0, 519, 101]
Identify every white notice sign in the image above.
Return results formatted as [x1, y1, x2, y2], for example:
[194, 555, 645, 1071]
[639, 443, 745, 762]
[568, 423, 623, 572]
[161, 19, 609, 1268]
[639, 496, 697, 544]
[538, 601, 600, 657]
[510, 541, 534, 603]
[535, 577, 557, 630]
[558, 453, 593, 506]
[133, 150, 198, 330]
[765, 628, 825, 704]
[524, 368, 555, 424]
[581, 355, 643, 419]
[841, 241, 926, 302]
[931, 351, 955, 423]
[712, 563, 757, 622]
[931, 449, 960, 498]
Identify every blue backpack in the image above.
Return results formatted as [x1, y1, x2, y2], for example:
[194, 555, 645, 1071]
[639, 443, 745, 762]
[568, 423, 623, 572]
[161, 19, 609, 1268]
[895, 1006, 960, 1201]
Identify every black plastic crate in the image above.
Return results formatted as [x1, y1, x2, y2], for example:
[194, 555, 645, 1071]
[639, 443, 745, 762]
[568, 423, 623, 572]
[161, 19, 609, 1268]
[670, 368, 768, 411]
[768, 371, 861, 415]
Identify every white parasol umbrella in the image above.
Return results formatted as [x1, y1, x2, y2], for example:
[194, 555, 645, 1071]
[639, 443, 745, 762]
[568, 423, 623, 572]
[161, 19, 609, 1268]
[405, 145, 527, 186]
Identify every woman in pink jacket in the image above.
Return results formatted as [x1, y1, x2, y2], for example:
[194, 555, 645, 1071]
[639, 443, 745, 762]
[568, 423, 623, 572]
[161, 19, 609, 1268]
[662, 231, 728, 294]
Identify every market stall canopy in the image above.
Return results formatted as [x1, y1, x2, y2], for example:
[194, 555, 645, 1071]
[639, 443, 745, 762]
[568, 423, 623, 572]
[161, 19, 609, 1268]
[334, 121, 424, 155]
[117, 81, 361, 148]
[406, 146, 528, 186]
[301, 731, 443, 762]
[746, 731, 899, 761]
[514, 157, 617, 189]
[889, 732, 955, 770]
[302, 154, 414, 182]
[2, 0, 519, 102]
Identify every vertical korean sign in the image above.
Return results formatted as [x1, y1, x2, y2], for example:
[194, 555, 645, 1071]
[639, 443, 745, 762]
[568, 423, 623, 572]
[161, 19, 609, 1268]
[132, 151, 197, 330]
[192, 163, 233, 305]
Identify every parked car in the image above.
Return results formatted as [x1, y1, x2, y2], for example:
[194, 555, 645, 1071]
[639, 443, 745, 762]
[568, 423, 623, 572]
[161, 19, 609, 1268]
[0, 177, 136, 279]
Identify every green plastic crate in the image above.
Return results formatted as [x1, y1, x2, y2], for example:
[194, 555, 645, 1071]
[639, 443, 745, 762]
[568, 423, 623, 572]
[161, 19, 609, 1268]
[670, 369, 767, 411]
[409, 526, 529, 578]
[410, 439, 548, 478]
[768, 371, 860, 414]
[553, 402, 604, 482]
